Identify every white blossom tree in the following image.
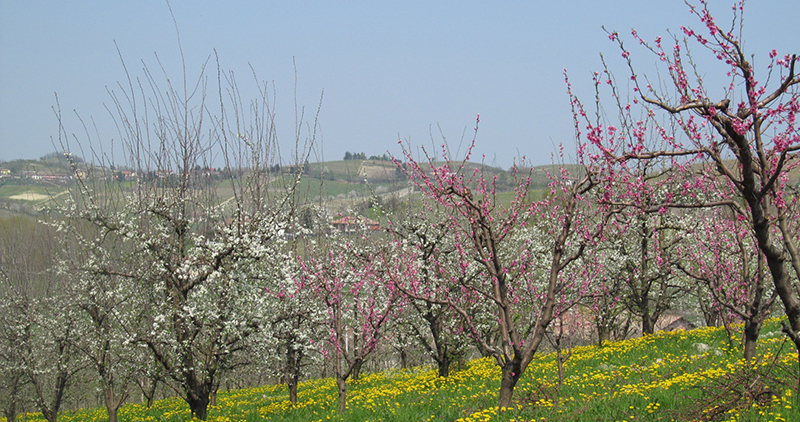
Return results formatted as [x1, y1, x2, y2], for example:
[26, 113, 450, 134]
[0, 215, 86, 422]
[55, 52, 317, 419]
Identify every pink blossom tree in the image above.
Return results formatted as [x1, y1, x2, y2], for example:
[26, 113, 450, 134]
[297, 233, 401, 413]
[572, 0, 800, 366]
[679, 207, 775, 360]
[392, 124, 612, 409]
[386, 205, 475, 377]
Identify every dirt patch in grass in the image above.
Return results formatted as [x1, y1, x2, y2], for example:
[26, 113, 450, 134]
[9, 192, 51, 201]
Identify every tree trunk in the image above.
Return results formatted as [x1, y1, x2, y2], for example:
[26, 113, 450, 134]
[42, 408, 57, 422]
[350, 359, 363, 382]
[596, 322, 610, 347]
[186, 381, 212, 420]
[498, 357, 522, 410]
[641, 310, 655, 335]
[743, 319, 761, 361]
[102, 384, 120, 422]
[107, 407, 119, 422]
[285, 343, 301, 404]
[437, 351, 451, 378]
[187, 395, 210, 421]
[145, 380, 157, 408]
[499, 359, 521, 412]
[557, 349, 566, 387]
[427, 309, 451, 377]
[337, 376, 348, 413]
[555, 347, 573, 388]
[288, 377, 299, 404]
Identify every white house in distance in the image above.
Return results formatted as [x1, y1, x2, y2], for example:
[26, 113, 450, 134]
[330, 216, 381, 233]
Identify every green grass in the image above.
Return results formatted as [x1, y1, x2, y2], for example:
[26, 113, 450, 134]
[267, 173, 401, 200]
[10, 318, 800, 422]
[306, 159, 400, 183]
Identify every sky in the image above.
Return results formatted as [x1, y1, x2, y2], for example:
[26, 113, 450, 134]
[1, 1, 798, 168]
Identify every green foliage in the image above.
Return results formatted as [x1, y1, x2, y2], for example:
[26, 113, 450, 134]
[13, 319, 800, 422]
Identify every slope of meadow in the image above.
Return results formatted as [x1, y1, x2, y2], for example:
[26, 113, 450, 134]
[11, 318, 800, 422]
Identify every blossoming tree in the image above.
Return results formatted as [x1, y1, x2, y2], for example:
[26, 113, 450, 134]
[393, 126, 612, 409]
[573, 0, 800, 368]
[386, 206, 473, 377]
[297, 233, 401, 413]
[55, 54, 316, 419]
[679, 207, 775, 360]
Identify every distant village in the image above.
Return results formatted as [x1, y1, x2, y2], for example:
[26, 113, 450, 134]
[0, 167, 85, 183]
[0, 166, 228, 184]
[0, 160, 385, 236]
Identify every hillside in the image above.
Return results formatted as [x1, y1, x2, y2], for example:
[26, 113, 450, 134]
[0, 156, 76, 214]
[0, 157, 543, 217]
[11, 153, 796, 221]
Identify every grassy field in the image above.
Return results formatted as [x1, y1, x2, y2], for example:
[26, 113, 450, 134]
[11, 318, 800, 422]
[306, 159, 400, 184]
[0, 179, 67, 204]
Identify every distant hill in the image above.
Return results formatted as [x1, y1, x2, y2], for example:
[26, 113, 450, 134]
[0, 156, 80, 215]
[0, 155, 577, 217]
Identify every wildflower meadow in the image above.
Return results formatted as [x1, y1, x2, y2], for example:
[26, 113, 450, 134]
[9, 318, 800, 422]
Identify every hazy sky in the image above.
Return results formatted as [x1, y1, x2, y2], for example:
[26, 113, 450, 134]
[1, 1, 797, 167]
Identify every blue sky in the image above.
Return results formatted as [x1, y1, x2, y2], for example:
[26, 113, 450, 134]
[1, 1, 797, 167]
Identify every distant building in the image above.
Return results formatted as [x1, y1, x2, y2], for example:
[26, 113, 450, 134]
[330, 216, 381, 233]
[31, 173, 70, 182]
[547, 310, 698, 346]
[655, 314, 697, 332]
